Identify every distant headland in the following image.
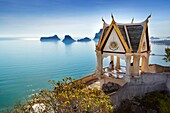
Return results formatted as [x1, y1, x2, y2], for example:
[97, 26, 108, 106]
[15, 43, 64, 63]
[150, 36, 170, 45]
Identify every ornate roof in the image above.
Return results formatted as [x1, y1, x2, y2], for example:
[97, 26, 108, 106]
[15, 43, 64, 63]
[96, 15, 151, 53]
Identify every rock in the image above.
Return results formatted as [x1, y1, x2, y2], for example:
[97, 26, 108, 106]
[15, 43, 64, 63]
[93, 29, 102, 42]
[77, 37, 91, 42]
[102, 82, 121, 94]
[40, 35, 60, 41]
[62, 35, 76, 44]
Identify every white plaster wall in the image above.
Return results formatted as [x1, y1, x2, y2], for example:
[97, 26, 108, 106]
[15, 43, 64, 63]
[110, 73, 170, 106]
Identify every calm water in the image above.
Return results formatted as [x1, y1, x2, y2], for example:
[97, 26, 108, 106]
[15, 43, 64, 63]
[0, 38, 169, 110]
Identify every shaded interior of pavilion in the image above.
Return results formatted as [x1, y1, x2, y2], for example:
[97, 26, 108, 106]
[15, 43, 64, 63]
[102, 54, 149, 79]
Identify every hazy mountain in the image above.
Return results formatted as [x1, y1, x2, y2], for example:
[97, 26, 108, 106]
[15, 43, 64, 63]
[150, 36, 160, 39]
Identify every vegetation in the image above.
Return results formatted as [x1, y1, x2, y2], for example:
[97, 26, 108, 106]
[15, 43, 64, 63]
[3, 77, 113, 113]
[115, 91, 170, 113]
[163, 48, 170, 62]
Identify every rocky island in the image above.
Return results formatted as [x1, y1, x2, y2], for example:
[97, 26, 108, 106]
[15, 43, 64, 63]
[77, 37, 91, 42]
[40, 35, 60, 41]
[62, 35, 76, 44]
[93, 29, 102, 42]
[150, 36, 160, 39]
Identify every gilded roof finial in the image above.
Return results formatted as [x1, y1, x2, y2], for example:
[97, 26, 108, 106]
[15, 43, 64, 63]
[131, 17, 134, 23]
[147, 14, 151, 19]
[102, 17, 105, 23]
[111, 13, 114, 19]
[146, 14, 151, 23]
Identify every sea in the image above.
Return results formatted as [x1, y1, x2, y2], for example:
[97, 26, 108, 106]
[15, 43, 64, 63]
[0, 38, 169, 111]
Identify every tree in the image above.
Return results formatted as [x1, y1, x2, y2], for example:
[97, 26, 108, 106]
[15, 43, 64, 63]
[5, 77, 113, 113]
[163, 48, 170, 62]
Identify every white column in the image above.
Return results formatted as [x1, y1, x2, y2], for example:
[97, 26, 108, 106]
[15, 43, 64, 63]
[126, 55, 131, 76]
[110, 56, 114, 70]
[146, 53, 150, 71]
[141, 54, 149, 72]
[96, 51, 103, 78]
[141, 56, 145, 72]
[116, 56, 120, 70]
[133, 55, 140, 76]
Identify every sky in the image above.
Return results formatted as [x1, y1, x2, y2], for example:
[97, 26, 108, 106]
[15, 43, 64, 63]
[0, 0, 170, 38]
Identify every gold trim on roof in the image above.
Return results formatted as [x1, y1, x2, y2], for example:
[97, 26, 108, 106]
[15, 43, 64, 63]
[98, 18, 130, 52]
[137, 18, 149, 53]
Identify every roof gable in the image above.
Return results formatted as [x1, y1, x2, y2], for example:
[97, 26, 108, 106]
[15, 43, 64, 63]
[103, 28, 126, 53]
[98, 19, 130, 53]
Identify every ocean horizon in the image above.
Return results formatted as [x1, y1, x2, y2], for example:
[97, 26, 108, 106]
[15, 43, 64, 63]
[0, 38, 169, 111]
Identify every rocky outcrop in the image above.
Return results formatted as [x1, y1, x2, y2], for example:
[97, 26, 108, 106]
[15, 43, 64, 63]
[102, 82, 121, 94]
[40, 35, 60, 41]
[77, 37, 91, 42]
[93, 29, 102, 42]
[62, 35, 76, 44]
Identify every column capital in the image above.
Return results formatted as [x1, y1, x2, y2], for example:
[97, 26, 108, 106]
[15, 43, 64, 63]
[133, 53, 141, 56]
[126, 53, 133, 56]
[96, 50, 102, 56]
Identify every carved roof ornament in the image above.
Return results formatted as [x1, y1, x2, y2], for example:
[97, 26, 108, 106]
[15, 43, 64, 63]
[131, 17, 134, 24]
[102, 17, 105, 23]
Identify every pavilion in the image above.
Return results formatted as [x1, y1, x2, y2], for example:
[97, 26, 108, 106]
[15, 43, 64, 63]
[95, 15, 151, 78]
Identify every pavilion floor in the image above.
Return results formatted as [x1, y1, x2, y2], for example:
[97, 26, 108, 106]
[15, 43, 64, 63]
[88, 76, 127, 89]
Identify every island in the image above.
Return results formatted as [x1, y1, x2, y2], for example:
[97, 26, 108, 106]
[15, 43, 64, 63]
[62, 35, 76, 44]
[77, 37, 91, 42]
[151, 39, 170, 45]
[150, 36, 160, 39]
[93, 29, 102, 42]
[40, 35, 60, 41]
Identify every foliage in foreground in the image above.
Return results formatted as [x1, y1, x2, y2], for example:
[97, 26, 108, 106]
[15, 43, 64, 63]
[116, 91, 170, 113]
[163, 48, 170, 62]
[3, 77, 113, 113]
